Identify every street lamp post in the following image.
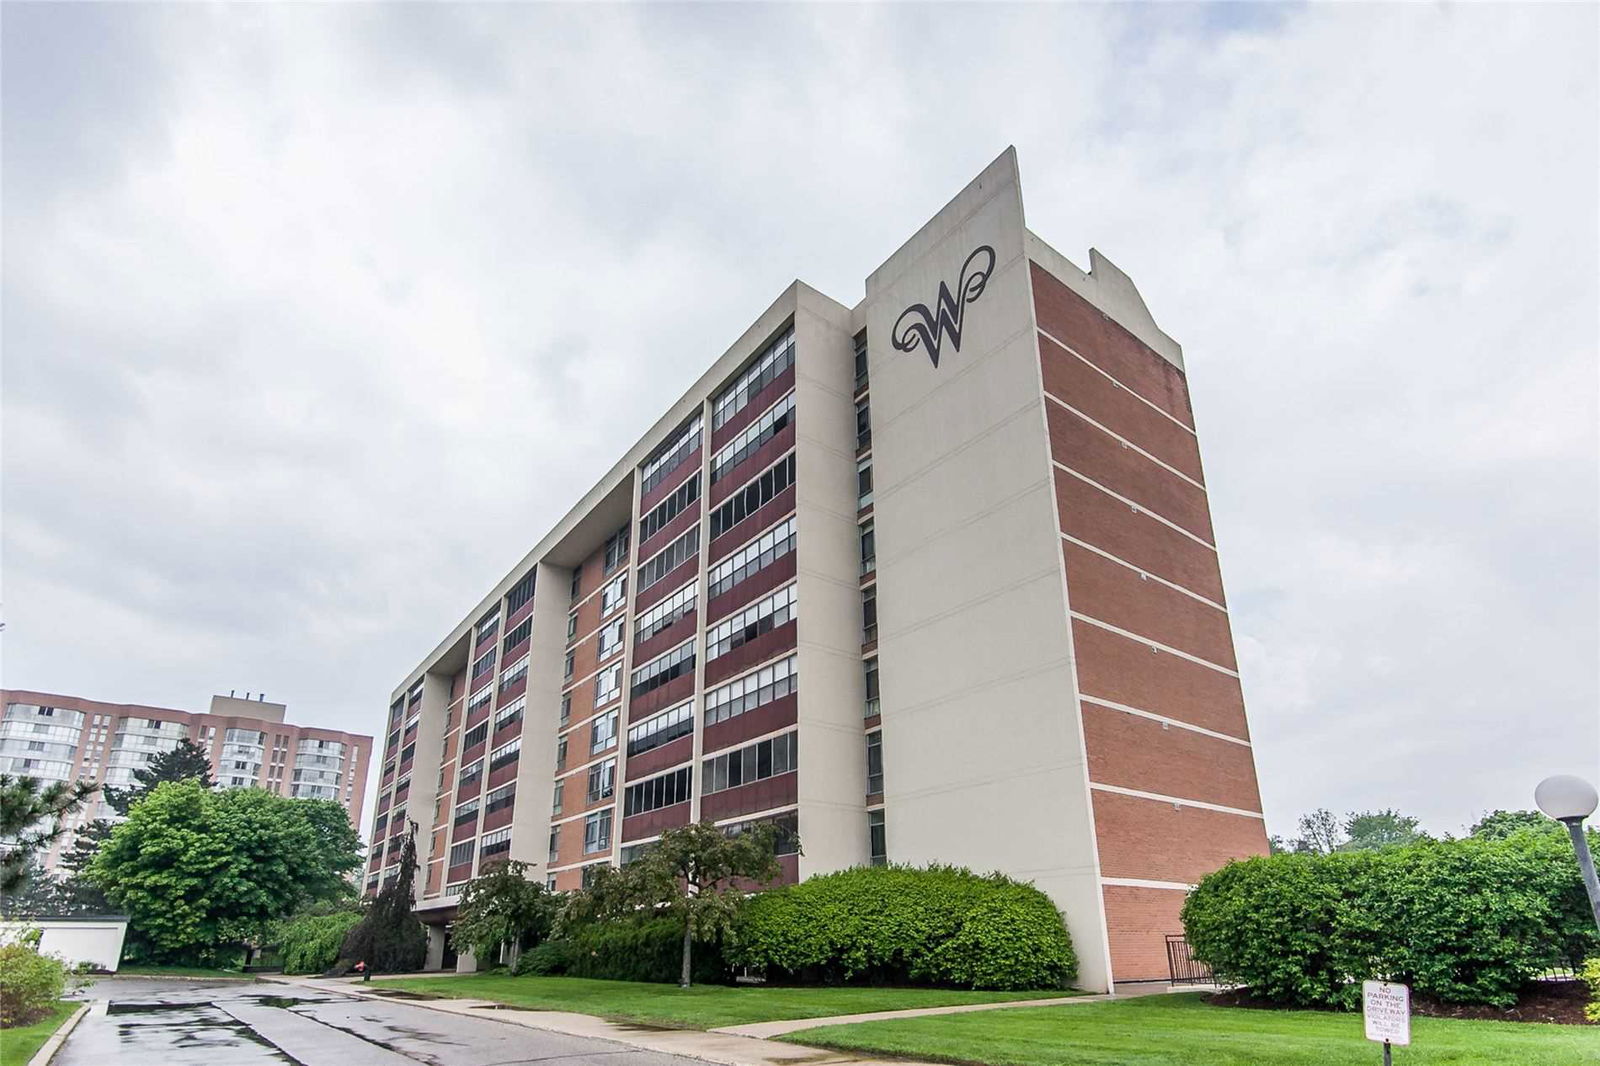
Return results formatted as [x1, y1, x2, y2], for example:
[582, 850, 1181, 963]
[1535, 774, 1600, 936]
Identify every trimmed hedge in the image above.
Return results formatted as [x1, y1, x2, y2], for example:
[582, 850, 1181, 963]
[511, 939, 573, 977]
[728, 864, 1076, 990]
[553, 918, 726, 984]
[1182, 831, 1600, 1008]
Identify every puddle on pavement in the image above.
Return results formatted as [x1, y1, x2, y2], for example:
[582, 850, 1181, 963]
[363, 989, 440, 1000]
[107, 1002, 194, 1015]
[609, 1022, 686, 1033]
[250, 996, 317, 1009]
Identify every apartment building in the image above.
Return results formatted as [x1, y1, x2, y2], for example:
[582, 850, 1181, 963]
[368, 148, 1268, 991]
[0, 690, 373, 871]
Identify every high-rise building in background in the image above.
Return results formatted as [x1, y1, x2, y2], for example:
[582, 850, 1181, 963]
[367, 149, 1267, 990]
[0, 689, 373, 871]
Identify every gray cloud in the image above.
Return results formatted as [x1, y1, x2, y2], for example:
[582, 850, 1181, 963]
[3, 3, 1595, 839]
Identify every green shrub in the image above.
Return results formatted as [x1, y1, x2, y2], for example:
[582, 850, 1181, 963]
[0, 942, 66, 1027]
[728, 864, 1076, 991]
[564, 918, 727, 984]
[1581, 958, 1600, 1024]
[271, 911, 363, 975]
[1182, 831, 1600, 1008]
[512, 939, 573, 976]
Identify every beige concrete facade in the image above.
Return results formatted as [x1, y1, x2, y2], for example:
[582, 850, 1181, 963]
[369, 148, 1265, 988]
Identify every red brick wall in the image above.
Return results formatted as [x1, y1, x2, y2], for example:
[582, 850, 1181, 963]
[1102, 885, 1189, 982]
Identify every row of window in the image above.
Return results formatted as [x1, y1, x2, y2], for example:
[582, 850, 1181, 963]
[706, 654, 797, 726]
[640, 413, 702, 496]
[710, 454, 794, 540]
[495, 697, 524, 731]
[626, 701, 693, 757]
[471, 648, 496, 680]
[706, 583, 796, 662]
[486, 781, 515, 814]
[499, 655, 529, 694]
[712, 326, 795, 430]
[482, 826, 512, 859]
[639, 526, 699, 592]
[506, 569, 537, 614]
[624, 765, 691, 816]
[640, 473, 699, 542]
[709, 516, 795, 600]
[490, 737, 521, 772]
[475, 607, 500, 646]
[631, 640, 696, 699]
[712, 392, 794, 484]
[703, 731, 797, 794]
[467, 687, 492, 717]
[502, 617, 531, 655]
[635, 580, 695, 644]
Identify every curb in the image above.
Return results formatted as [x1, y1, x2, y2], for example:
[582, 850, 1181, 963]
[27, 1003, 89, 1066]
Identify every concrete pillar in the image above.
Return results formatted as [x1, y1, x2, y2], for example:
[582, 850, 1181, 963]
[455, 947, 479, 974]
[425, 925, 447, 971]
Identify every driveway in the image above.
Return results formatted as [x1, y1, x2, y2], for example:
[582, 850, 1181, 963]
[59, 977, 717, 1066]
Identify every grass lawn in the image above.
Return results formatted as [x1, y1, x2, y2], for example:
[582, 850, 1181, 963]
[115, 964, 253, 980]
[1, 1000, 80, 1066]
[783, 992, 1600, 1066]
[378, 974, 1075, 1029]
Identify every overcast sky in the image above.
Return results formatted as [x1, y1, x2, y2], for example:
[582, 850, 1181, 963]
[3, 3, 1596, 841]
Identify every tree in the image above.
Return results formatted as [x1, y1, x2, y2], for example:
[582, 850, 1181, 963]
[591, 820, 786, 987]
[1342, 809, 1429, 851]
[0, 774, 95, 894]
[1470, 809, 1554, 840]
[103, 737, 216, 817]
[87, 781, 361, 963]
[1291, 808, 1344, 855]
[339, 820, 426, 974]
[453, 860, 558, 967]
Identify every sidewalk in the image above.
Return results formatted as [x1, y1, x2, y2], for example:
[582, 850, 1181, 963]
[710, 994, 1108, 1038]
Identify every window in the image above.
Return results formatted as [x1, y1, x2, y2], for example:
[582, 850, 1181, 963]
[639, 474, 699, 542]
[640, 414, 703, 496]
[486, 782, 515, 814]
[706, 584, 796, 661]
[489, 738, 521, 772]
[705, 517, 795, 600]
[552, 779, 564, 814]
[400, 742, 416, 764]
[712, 392, 794, 483]
[559, 694, 571, 725]
[454, 797, 480, 825]
[555, 736, 568, 771]
[712, 326, 796, 430]
[630, 640, 696, 699]
[471, 649, 496, 682]
[475, 608, 500, 645]
[498, 655, 529, 694]
[463, 722, 489, 750]
[502, 617, 532, 655]
[853, 330, 869, 390]
[467, 687, 492, 717]
[566, 612, 578, 642]
[864, 657, 880, 717]
[634, 581, 696, 644]
[506, 569, 537, 614]
[626, 702, 693, 757]
[623, 766, 691, 816]
[564, 651, 575, 681]
[548, 826, 560, 863]
[448, 841, 474, 868]
[724, 811, 800, 856]
[601, 574, 628, 615]
[598, 618, 625, 659]
[869, 810, 886, 866]
[582, 862, 608, 888]
[458, 759, 483, 789]
[702, 731, 797, 794]
[495, 697, 524, 731]
[855, 397, 872, 451]
[859, 520, 876, 575]
[638, 527, 699, 592]
[857, 458, 874, 508]
[710, 454, 794, 539]
[481, 827, 512, 859]
[594, 663, 622, 705]
[546, 875, 557, 891]
[583, 809, 613, 854]
[570, 567, 583, 602]
[862, 588, 877, 644]
[705, 655, 797, 725]
[866, 731, 884, 795]
[590, 710, 619, 755]
[604, 525, 630, 574]
[587, 759, 616, 803]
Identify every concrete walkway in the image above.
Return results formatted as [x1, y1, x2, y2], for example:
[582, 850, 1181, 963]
[263, 974, 1186, 1066]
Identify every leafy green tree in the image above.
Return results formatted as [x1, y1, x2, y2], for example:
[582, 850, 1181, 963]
[103, 738, 216, 816]
[1342, 809, 1429, 851]
[339, 820, 426, 973]
[87, 781, 361, 963]
[453, 860, 558, 967]
[1470, 809, 1555, 840]
[0, 774, 95, 894]
[585, 821, 784, 987]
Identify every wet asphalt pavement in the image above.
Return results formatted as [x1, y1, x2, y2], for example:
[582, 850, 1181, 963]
[59, 977, 709, 1066]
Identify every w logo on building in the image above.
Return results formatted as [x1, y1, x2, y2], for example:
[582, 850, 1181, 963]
[891, 245, 997, 368]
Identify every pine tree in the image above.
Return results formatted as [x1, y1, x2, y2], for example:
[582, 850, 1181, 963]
[338, 820, 427, 974]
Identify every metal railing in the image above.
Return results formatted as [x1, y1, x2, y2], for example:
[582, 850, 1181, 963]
[1165, 935, 1214, 986]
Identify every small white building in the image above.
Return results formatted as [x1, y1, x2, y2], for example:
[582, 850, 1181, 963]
[0, 917, 128, 972]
